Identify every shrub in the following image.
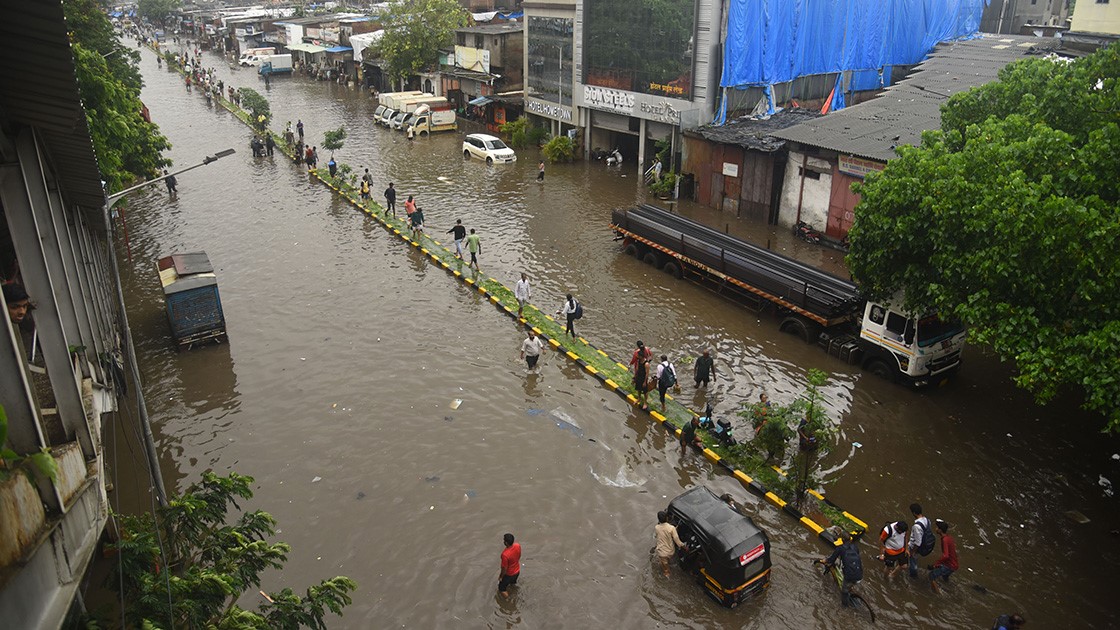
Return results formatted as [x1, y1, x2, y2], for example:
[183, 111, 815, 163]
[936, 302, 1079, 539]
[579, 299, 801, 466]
[541, 135, 575, 163]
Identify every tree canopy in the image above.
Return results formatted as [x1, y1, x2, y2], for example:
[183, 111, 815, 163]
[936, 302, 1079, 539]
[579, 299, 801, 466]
[138, 0, 181, 25]
[64, 0, 171, 192]
[848, 45, 1120, 430]
[375, 0, 469, 85]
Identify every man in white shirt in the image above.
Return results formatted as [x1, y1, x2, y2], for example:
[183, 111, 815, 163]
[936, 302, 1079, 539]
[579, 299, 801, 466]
[514, 273, 531, 318]
[520, 329, 545, 370]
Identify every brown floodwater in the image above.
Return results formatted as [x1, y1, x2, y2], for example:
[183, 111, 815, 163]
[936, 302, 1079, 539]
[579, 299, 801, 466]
[104, 40, 1119, 629]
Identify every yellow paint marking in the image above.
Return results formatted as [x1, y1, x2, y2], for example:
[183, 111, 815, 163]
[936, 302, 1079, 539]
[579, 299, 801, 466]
[764, 492, 787, 508]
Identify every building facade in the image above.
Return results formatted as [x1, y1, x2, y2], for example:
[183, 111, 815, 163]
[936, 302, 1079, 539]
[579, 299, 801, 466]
[0, 1, 140, 626]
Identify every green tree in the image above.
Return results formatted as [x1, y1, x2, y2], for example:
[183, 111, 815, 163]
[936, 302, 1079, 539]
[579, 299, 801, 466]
[108, 471, 356, 628]
[64, 0, 171, 192]
[138, 0, 181, 25]
[322, 127, 346, 158]
[375, 0, 470, 86]
[239, 88, 272, 133]
[848, 45, 1120, 431]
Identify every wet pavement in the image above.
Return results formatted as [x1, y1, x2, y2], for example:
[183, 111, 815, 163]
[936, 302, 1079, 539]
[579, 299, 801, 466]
[105, 40, 1120, 628]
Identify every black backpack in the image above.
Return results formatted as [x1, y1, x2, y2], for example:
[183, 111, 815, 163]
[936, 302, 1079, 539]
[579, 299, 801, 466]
[573, 301, 583, 319]
[658, 363, 677, 389]
[916, 518, 935, 556]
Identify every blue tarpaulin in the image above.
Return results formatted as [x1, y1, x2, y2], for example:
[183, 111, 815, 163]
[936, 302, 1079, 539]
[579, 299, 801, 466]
[720, 0, 987, 88]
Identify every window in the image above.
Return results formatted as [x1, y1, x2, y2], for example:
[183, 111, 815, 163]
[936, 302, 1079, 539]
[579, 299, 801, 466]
[798, 167, 821, 180]
[583, 0, 696, 99]
[868, 305, 885, 325]
[527, 17, 573, 106]
[885, 311, 907, 339]
[474, 35, 483, 48]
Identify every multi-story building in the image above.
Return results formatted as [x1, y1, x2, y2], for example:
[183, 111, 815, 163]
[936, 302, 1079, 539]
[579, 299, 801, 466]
[0, 1, 147, 626]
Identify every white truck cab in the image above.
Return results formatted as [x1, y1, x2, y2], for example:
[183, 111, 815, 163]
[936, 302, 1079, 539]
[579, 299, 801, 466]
[858, 302, 967, 386]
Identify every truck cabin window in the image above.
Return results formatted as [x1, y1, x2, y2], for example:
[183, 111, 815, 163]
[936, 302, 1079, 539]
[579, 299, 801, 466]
[917, 314, 963, 347]
[885, 311, 909, 342]
[869, 305, 885, 325]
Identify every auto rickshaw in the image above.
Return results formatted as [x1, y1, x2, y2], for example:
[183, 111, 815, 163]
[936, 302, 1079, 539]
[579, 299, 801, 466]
[667, 486, 772, 607]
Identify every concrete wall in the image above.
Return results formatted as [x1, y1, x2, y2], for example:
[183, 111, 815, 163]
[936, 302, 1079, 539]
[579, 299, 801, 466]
[777, 151, 833, 230]
[1071, 1, 1120, 34]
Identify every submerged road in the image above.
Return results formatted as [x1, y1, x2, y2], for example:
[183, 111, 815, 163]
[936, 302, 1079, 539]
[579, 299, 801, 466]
[106, 39, 1120, 628]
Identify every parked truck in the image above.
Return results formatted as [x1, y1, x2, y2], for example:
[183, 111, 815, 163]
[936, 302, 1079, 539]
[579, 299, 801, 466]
[393, 96, 450, 130]
[384, 94, 435, 128]
[404, 104, 457, 135]
[373, 91, 424, 125]
[238, 47, 275, 66]
[258, 54, 292, 75]
[610, 204, 966, 386]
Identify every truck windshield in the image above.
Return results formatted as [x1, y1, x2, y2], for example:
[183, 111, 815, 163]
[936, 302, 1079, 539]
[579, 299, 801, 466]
[916, 314, 964, 347]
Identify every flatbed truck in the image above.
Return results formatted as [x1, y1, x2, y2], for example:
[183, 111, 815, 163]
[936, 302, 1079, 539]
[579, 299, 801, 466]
[610, 204, 966, 386]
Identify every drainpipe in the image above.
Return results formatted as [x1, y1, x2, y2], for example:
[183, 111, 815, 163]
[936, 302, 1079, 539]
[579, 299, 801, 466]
[795, 152, 808, 224]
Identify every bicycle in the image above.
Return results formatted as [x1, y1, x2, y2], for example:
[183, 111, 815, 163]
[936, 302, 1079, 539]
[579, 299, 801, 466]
[814, 560, 876, 623]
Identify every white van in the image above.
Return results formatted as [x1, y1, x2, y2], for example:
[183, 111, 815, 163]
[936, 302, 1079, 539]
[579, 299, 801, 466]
[238, 47, 275, 66]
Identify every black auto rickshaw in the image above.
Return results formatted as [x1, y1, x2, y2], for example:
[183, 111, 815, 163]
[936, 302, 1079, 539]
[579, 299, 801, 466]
[667, 486, 772, 607]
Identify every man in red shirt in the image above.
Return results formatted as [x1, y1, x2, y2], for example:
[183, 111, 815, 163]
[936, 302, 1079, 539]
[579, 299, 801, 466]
[929, 519, 958, 593]
[499, 533, 521, 598]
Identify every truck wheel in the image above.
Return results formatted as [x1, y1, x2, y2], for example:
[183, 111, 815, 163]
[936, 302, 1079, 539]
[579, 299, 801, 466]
[866, 359, 895, 381]
[779, 317, 817, 343]
[623, 243, 639, 258]
[642, 251, 663, 268]
[663, 261, 683, 279]
[463, 149, 471, 159]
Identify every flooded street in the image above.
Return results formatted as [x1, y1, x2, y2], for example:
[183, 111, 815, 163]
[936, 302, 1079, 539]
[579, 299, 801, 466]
[108, 42, 1119, 628]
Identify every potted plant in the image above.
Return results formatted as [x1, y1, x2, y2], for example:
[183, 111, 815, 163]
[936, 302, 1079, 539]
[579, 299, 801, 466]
[650, 171, 678, 199]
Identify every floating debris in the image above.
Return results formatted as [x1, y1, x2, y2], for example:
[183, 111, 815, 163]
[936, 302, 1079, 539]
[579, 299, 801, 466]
[1099, 475, 1114, 498]
[450, 398, 463, 410]
[311, 476, 322, 483]
[1065, 510, 1091, 524]
[852, 442, 863, 449]
[356, 492, 366, 500]
[424, 475, 441, 483]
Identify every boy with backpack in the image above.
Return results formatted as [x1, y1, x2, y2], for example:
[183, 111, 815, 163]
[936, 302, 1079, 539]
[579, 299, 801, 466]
[877, 520, 908, 578]
[907, 503, 935, 578]
[655, 355, 677, 413]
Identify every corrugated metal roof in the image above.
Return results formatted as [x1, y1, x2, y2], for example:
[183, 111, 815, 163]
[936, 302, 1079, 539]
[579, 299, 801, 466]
[687, 108, 822, 152]
[770, 35, 1060, 162]
[0, 0, 107, 210]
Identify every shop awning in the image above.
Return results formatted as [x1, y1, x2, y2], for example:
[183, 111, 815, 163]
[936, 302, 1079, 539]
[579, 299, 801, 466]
[468, 95, 492, 106]
[325, 46, 352, 53]
[288, 42, 327, 53]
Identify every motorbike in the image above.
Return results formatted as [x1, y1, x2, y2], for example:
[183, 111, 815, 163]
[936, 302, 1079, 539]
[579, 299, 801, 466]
[698, 403, 736, 447]
[794, 221, 822, 245]
[605, 148, 623, 167]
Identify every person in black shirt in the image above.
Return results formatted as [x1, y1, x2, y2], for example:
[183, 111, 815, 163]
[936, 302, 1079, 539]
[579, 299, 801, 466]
[384, 182, 397, 217]
[447, 219, 467, 259]
[819, 531, 864, 607]
[679, 416, 701, 456]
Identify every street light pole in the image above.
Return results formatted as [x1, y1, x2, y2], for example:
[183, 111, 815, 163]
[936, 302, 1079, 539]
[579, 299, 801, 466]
[103, 148, 235, 507]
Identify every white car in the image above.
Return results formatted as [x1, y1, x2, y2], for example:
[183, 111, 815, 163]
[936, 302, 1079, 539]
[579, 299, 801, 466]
[462, 133, 516, 165]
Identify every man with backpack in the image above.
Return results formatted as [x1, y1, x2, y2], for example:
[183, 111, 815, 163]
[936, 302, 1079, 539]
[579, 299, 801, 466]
[877, 520, 908, 577]
[992, 613, 1026, 630]
[558, 294, 581, 337]
[907, 503, 935, 578]
[655, 355, 677, 413]
[818, 530, 864, 607]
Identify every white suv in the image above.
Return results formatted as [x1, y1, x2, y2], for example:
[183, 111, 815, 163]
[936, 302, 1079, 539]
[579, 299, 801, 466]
[462, 133, 516, 165]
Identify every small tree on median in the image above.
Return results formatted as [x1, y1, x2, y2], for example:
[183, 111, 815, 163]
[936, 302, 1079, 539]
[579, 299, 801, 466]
[239, 88, 271, 133]
[322, 127, 346, 158]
